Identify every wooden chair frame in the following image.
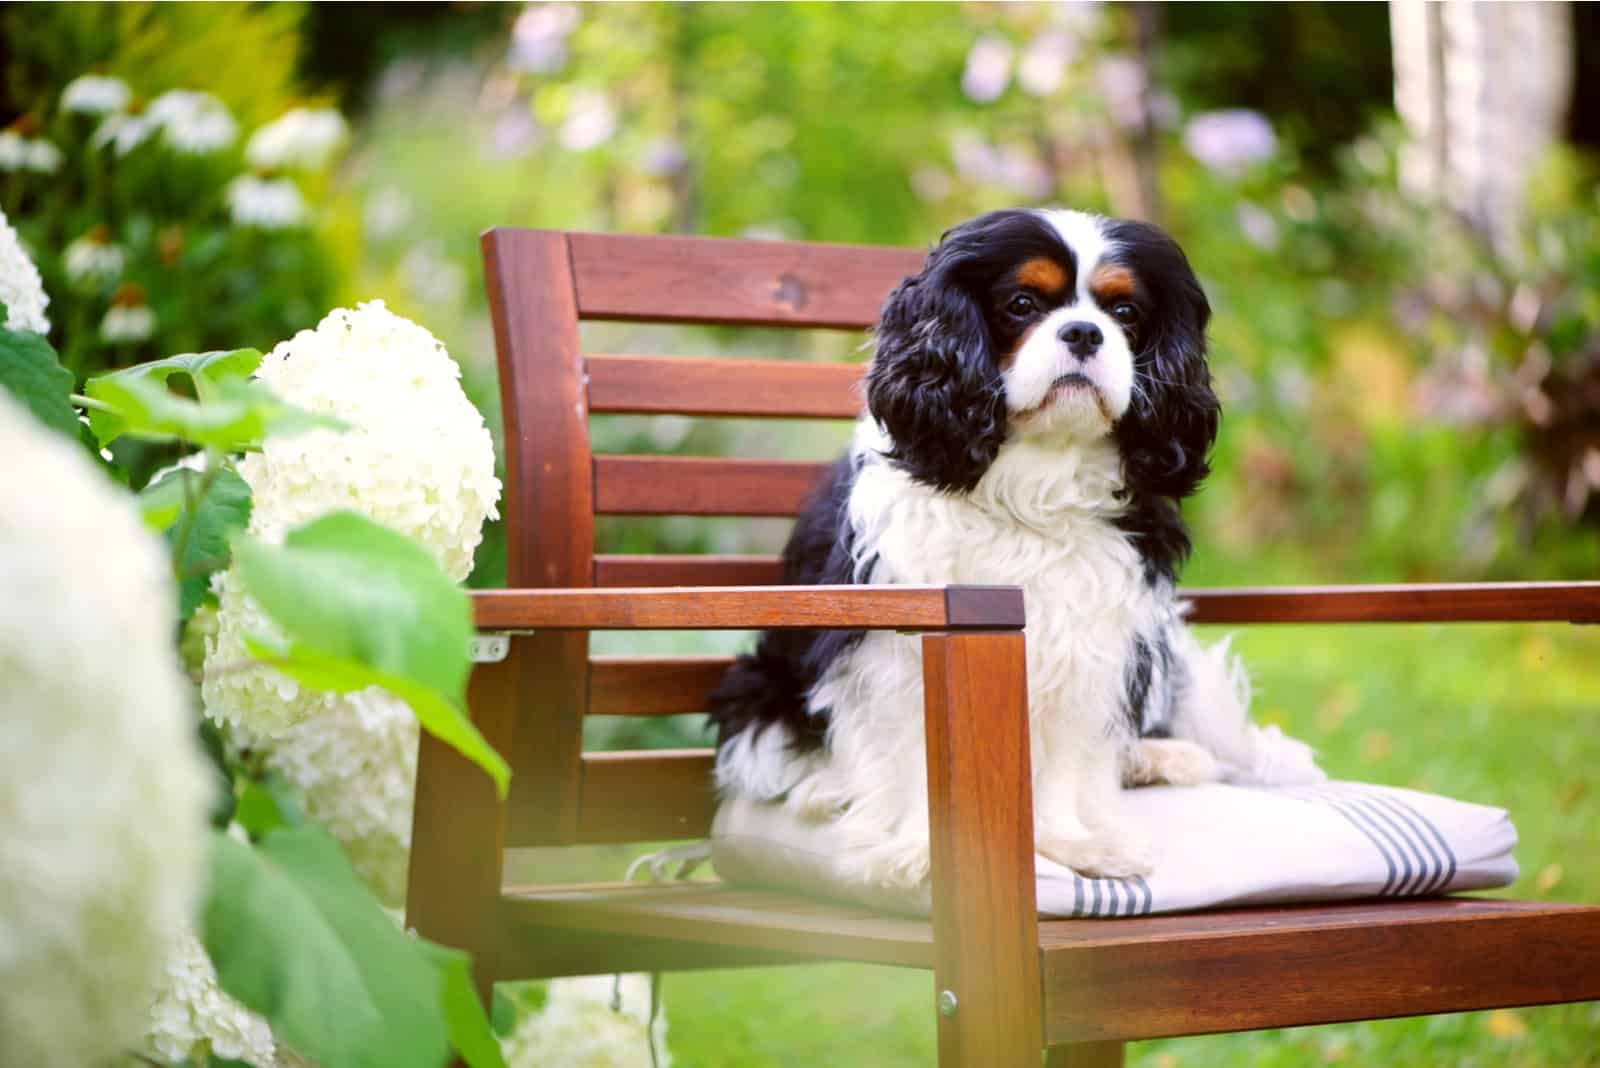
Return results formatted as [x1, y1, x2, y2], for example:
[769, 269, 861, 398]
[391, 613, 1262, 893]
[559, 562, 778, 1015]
[407, 227, 1600, 1066]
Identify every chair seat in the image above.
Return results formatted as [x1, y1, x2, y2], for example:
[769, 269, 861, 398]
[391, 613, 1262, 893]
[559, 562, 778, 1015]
[499, 881, 1600, 1042]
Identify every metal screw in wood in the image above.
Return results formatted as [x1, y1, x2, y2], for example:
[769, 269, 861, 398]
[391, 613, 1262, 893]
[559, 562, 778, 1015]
[937, 989, 959, 1017]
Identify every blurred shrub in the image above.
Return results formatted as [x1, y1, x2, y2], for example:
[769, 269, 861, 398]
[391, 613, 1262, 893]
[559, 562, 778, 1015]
[0, 3, 345, 390]
[337, 2, 1595, 589]
[2, 2, 304, 130]
[1369, 148, 1600, 572]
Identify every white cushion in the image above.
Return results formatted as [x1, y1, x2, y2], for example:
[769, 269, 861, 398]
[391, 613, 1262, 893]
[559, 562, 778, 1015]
[711, 781, 1519, 918]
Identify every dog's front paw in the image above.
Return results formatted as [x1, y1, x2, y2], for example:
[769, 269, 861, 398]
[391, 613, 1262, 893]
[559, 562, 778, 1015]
[1036, 829, 1153, 879]
[1123, 738, 1220, 787]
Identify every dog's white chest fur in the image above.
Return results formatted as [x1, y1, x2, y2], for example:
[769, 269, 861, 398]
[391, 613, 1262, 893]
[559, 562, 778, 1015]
[771, 426, 1165, 883]
[843, 429, 1164, 733]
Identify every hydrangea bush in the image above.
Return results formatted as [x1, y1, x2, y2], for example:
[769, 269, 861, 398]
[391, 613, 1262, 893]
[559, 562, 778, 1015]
[0, 388, 209, 1068]
[1, 222, 512, 1066]
[500, 975, 672, 1068]
[2, 69, 344, 380]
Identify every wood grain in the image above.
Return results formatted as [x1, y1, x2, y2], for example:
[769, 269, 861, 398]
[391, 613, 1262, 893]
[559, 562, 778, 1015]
[922, 631, 1043, 1066]
[492, 921, 831, 981]
[567, 231, 923, 328]
[500, 881, 936, 968]
[571, 749, 718, 844]
[405, 647, 521, 1002]
[588, 655, 731, 716]
[594, 454, 827, 516]
[481, 228, 594, 846]
[1039, 897, 1600, 1043]
[1046, 1043, 1126, 1068]
[1184, 582, 1600, 624]
[594, 554, 785, 587]
[472, 585, 1025, 631]
[586, 354, 864, 419]
[590, 568, 1600, 625]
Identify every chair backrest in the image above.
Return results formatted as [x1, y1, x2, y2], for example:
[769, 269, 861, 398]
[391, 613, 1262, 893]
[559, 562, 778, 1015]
[482, 228, 924, 847]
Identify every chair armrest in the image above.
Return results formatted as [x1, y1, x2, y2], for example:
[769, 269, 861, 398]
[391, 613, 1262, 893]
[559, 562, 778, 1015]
[471, 584, 1025, 631]
[1183, 581, 1600, 625]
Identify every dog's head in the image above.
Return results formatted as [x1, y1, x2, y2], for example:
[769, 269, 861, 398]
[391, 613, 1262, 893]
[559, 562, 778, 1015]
[866, 208, 1218, 499]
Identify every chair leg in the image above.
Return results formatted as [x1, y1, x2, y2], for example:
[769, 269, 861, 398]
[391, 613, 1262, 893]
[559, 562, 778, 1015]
[1045, 1041, 1126, 1068]
[406, 647, 522, 1004]
[923, 631, 1043, 1067]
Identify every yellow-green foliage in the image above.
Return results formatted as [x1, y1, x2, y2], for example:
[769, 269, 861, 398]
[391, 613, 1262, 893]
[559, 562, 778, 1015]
[4, 2, 307, 129]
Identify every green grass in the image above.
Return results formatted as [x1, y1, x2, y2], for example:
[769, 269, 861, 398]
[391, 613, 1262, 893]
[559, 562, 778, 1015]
[508, 623, 1600, 1066]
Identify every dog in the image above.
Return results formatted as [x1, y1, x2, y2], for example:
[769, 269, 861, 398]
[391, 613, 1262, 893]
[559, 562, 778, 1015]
[708, 208, 1324, 889]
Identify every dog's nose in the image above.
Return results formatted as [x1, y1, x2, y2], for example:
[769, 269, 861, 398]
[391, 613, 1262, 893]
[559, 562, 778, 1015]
[1058, 321, 1103, 357]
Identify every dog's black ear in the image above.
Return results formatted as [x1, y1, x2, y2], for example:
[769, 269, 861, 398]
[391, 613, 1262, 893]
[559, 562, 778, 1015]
[866, 224, 1009, 493]
[1110, 221, 1220, 501]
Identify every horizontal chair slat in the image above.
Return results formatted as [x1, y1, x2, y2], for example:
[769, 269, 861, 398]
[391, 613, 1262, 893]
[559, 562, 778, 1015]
[582, 571, 1600, 621]
[1186, 582, 1600, 624]
[1041, 898, 1600, 1043]
[587, 355, 864, 419]
[472, 585, 1026, 631]
[590, 655, 731, 716]
[595, 554, 785, 587]
[500, 882, 935, 969]
[575, 749, 718, 843]
[594, 455, 826, 516]
[567, 232, 922, 329]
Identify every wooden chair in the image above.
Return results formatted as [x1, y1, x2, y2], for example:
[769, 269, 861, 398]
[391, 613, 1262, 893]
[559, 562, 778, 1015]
[406, 227, 1600, 1066]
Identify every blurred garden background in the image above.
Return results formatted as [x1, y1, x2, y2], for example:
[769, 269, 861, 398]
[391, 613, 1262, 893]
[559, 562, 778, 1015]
[4, 2, 1597, 1064]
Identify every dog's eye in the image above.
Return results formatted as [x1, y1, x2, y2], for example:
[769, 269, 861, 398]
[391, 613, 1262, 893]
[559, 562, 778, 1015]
[1006, 294, 1038, 316]
[1111, 303, 1140, 325]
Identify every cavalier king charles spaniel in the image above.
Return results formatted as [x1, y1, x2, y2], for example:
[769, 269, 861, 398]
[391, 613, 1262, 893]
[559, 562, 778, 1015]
[709, 208, 1324, 889]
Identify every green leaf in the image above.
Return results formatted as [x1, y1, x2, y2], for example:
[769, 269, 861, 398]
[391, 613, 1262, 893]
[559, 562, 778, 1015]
[420, 942, 509, 1068]
[232, 512, 509, 796]
[83, 348, 261, 442]
[203, 826, 451, 1068]
[138, 471, 188, 530]
[491, 987, 520, 1037]
[143, 464, 252, 620]
[0, 325, 77, 439]
[233, 774, 304, 839]
[85, 373, 344, 450]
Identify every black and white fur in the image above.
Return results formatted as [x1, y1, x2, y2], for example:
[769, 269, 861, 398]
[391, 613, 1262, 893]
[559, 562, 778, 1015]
[709, 208, 1323, 889]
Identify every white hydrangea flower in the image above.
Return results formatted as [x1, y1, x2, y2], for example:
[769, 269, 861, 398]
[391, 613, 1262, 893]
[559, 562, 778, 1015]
[150, 90, 239, 154]
[229, 682, 420, 906]
[62, 73, 132, 114]
[64, 228, 127, 286]
[0, 205, 51, 333]
[227, 174, 308, 229]
[203, 302, 499, 877]
[246, 107, 348, 170]
[144, 931, 278, 1067]
[502, 975, 672, 1068]
[0, 390, 210, 1068]
[235, 299, 500, 577]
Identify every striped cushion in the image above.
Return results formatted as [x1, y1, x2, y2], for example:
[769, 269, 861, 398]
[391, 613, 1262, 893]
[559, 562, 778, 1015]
[710, 781, 1519, 918]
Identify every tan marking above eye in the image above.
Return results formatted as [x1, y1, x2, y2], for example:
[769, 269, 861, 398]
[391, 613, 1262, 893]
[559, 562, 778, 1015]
[1015, 257, 1068, 294]
[1089, 264, 1138, 303]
